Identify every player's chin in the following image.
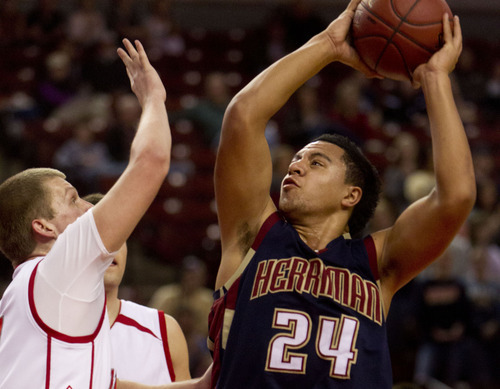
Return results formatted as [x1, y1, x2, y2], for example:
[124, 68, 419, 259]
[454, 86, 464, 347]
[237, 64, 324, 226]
[278, 197, 297, 215]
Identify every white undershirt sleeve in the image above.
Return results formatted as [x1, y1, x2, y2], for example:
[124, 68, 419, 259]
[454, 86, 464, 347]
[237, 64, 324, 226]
[34, 209, 116, 336]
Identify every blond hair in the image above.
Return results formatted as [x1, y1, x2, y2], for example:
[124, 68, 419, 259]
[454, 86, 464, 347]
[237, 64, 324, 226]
[0, 168, 66, 266]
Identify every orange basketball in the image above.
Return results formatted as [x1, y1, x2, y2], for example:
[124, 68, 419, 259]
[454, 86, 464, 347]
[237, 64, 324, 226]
[351, 0, 453, 81]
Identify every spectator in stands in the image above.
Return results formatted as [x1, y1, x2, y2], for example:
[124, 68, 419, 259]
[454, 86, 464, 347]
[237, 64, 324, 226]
[149, 256, 213, 377]
[37, 49, 81, 116]
[106, 0, 147, 44]
[25, 0, 65, 49]
[280, 82, 330, 149]
[81, 34, 131, 93]
[466, 246, 500, 388]
[0, 0, 27, 46]
[484, 58, 500, 124]
[53, 116, 122, 194]
[413, 249, 491, 388]
[66, 0, 109, 48]
[327, 73, 381, 145]
[142, 0, 185, 58]
[149, 256, 213, 341]
[383, 132, 428, 214]
[105, 93, 143, 164]
[455, 45, 486, 106]
[174, 72, 231, 149]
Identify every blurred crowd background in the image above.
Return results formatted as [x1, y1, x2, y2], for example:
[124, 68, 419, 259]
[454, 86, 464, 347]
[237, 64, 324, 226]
[0, 0, 499, 387]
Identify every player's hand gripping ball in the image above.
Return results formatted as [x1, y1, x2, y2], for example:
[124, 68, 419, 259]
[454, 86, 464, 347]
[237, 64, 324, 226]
[351, 0, 453, 81]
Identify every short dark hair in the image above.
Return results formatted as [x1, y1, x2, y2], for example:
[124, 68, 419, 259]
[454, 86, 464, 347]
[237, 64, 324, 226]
[83, 192, 104, 205]
[314, 134, 381, 237]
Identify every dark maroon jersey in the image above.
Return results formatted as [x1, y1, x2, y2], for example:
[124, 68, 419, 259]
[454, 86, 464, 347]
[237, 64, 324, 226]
[208, 212, 392, 388]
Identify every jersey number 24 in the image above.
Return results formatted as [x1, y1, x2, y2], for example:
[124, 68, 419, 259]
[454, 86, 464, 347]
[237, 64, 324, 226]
[265, 308, 359, 379]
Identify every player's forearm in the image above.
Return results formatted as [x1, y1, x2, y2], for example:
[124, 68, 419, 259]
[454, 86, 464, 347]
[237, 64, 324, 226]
[129, 100, 172, 175]
[421, 71, 475, 207]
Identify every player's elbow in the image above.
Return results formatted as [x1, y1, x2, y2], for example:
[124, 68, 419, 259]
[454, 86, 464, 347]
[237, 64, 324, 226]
[130, 141, 171, 178]
[223, 89, 264, 132]
[438, 184, 476, 221]
[452, 177, 477, 212]
[224, 94, 250, 129]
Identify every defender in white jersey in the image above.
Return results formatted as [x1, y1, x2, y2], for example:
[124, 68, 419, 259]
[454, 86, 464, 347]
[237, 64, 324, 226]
[0, 210, 116, 388]
[0, 39, 173, 389]
[84, 192, 191, 385]
[110, 300, 190, 384]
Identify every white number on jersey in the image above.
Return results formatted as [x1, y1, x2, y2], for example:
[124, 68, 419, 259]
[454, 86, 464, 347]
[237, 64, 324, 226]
[265, 308, 359, 378]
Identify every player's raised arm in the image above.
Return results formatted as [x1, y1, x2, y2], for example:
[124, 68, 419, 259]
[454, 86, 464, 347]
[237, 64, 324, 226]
[373, 14, 476, 301]
[214, 0, 377, 288]
[92, 39, 172, 253]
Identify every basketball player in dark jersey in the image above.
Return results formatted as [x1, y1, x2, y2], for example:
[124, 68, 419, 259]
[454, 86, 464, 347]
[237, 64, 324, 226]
[208, 0, 475, 387]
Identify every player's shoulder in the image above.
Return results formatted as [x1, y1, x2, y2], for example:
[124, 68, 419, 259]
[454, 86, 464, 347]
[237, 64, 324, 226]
[119, 299, 160, 316]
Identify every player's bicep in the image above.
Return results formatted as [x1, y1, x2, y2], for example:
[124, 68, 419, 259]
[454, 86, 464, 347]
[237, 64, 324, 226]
[377, 191, 463, 293]
[215, 102, 276, 243]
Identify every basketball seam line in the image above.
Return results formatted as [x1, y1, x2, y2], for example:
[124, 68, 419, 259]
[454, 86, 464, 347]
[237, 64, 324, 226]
[380, 0, 412, 76]
[362, 0, 414, 77]
[358, 0, 435, 77]
[360, 0, 443, 27]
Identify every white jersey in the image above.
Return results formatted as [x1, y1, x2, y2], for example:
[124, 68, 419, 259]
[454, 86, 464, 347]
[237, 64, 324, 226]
[110, 299, 175, 385]
[0, 210, 117, 389]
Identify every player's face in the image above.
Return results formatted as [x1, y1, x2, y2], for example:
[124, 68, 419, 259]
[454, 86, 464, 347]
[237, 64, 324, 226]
[279, 141, 350, 219]
[46, 177, 92, 234]
[104, 243, 127, 291]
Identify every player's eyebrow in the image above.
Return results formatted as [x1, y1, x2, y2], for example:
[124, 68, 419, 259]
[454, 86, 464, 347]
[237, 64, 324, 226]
[65, 186, 78, 198]
[309, 152, 332, 163]
[291, 151, 332, 163]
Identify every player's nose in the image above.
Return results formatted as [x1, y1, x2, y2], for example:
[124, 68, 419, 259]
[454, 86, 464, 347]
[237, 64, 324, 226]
[288, 160, 305, 175]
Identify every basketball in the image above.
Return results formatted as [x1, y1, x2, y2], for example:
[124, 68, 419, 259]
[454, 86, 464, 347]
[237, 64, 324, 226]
[351, 0, 453, 81]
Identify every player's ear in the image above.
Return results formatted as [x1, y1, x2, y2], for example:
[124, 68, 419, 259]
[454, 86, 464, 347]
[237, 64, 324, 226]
[342, 186, 362, 208]
[32, 219, 57, 240]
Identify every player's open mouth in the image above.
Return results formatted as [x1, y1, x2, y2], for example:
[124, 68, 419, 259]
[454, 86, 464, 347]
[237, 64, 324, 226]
[283, 177, 299, 188]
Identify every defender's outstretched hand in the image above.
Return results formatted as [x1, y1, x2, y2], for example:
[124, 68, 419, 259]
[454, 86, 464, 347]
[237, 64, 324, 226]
[117, 39, 167, 106]
[412, 14, 462, 88]
[325, 0, 381, 79]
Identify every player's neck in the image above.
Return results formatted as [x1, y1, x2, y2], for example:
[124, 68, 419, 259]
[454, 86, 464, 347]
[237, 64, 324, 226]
[106, 291, 121, 326]
[292, 214, 348, 251]
[27, 246, 51, 261]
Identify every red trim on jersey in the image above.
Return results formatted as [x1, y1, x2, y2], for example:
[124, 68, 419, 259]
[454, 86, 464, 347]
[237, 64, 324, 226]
[225, 277, 240, 309]
[363, 235, 379, 281]
[114, 314, 160, 339]
[251, 212, 281, 251]
[46, 336, 51, 389]
[158, 310, 176, 382]
[109, 369, 117, 389]
[90, 341, 95, 389]
[28, 261, 107, 343]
